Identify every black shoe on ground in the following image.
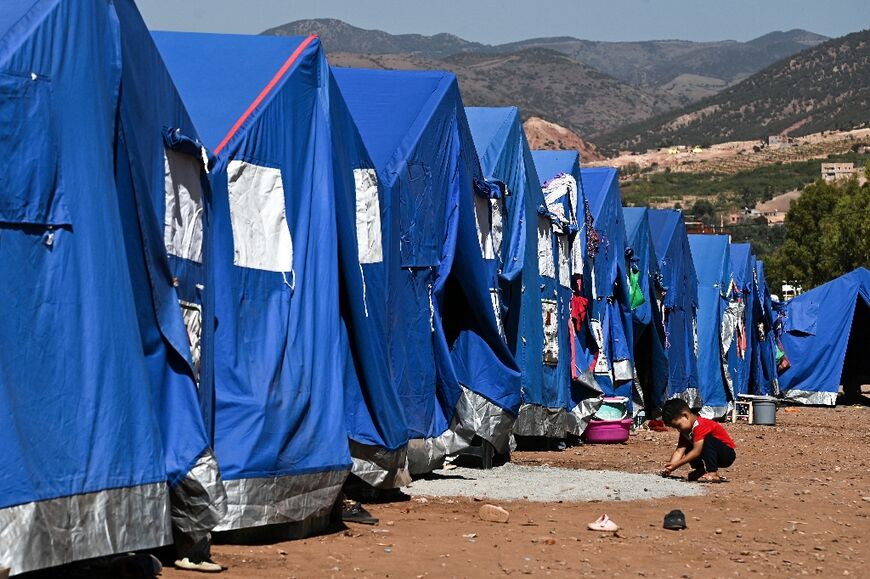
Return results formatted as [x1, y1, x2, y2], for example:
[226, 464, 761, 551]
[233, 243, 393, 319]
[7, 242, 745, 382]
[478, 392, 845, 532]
[342, 500, 379, 525]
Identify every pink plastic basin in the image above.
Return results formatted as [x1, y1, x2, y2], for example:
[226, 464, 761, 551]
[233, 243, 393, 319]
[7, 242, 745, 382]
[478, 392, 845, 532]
[583, 418, 633, 444]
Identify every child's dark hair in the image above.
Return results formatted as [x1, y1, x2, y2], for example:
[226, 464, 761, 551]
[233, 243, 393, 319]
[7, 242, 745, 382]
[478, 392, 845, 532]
[661, 398, 691, 424]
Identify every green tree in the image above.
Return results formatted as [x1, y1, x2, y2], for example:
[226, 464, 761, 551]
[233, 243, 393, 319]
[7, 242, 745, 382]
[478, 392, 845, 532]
[865, 159, 870, 181]
[766, 179, 870, 289]
[691, 199, 716, 224]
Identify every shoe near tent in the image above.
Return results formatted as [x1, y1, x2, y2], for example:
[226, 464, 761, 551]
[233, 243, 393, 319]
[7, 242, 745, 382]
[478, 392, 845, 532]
[334, 69, 521, 474]
[688, 234, 737, 417]
[154, 32, 356, 531]
[623, 208, 669, 417]
[156, 32, 411, 492]
[728, 243, 755, 396]
[464, 107, 567, 438]
[646, 209, 700, 409]
[776, 267, 870, 405]
[530, 151, 605, 435]
[750, 260, 779, 396]
[0, 0, 221, 574]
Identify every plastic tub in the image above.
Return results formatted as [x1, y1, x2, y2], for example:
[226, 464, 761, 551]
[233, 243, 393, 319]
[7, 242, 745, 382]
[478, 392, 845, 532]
[583, 418, 633, 444]
[753, 399, 777, 425]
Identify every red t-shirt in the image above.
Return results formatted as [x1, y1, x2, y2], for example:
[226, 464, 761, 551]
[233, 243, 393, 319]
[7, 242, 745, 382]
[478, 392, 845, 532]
[678, 417, 736, 449]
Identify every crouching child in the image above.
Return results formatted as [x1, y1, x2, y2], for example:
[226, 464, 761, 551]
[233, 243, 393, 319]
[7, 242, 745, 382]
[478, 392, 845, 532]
[660, 399, 736, 482]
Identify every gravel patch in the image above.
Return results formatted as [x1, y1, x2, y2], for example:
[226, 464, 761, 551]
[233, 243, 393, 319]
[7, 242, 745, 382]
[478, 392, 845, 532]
[406, 463, 705, 502]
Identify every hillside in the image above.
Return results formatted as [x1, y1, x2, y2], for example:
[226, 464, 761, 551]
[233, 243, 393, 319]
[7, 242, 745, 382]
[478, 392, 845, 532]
[597, 29, 870, 152]
[328, 49, 672, 138]
[499, 29, 827, 88]
[522, 117, 603, 161]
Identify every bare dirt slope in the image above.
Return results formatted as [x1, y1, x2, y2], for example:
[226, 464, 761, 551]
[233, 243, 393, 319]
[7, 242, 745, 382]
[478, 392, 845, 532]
[165, 406, 869, 578]
[523, 117, 604, 161]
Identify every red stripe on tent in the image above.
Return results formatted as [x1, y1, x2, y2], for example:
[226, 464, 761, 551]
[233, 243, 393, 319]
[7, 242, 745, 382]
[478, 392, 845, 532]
[214, 34, 318, 156]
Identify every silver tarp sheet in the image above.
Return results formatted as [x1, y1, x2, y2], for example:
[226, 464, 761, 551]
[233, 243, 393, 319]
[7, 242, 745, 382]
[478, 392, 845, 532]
[676, 387, 702, 409]
[170, 449, 227, 542]
[783, 389, 837, 406]
[512, 404, 567, 437]
[216, 468, 349, 532]
[0, 482, 170, 576]
[566, 370, 604, 436]
[406, 385, 517, 475]
[349, 440, 412, 489]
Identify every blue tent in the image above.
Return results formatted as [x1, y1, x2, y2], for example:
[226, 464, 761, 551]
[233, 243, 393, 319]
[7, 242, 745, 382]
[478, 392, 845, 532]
[157, 32, 409, 491]
[155, 32, 354, 530]
[647, 210, 700, 407]
[465, 108, 567, 438]
[623, 208, 669, 414]
[531, 152, 608, 434]
[688, 235, 735, 417]
[777, 268, 870, 405]
[750, 260, 779, 396]
[1, 1, 221, 573]
[334, 69, 521, 473]
[728, 243, 755, 396]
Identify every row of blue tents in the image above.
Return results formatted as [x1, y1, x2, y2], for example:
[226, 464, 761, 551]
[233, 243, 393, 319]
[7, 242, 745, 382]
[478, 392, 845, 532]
[2, 1, 867, 574]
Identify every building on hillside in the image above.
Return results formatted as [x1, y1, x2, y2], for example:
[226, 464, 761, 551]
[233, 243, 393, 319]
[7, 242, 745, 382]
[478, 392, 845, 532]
[821, 162, 855, 182]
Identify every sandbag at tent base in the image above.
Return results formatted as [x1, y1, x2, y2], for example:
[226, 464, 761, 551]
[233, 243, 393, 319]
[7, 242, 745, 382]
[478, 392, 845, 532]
[349, 441, 412, 489]
[782, 389, 838, 406]
[406, 385, 516, 475]
[215, 469, 349, 532]
[0, 483, 170, 576]
[512, 405, 567, 438]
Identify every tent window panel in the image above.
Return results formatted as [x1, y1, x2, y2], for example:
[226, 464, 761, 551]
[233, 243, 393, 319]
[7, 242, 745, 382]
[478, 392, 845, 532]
[227, 160, 293, 273]
[537, 216, 555, 278]
[354, 168, 383, 264]
[179, 300, 202, 383]
[474, 194, 506, 261]
[163, 148, 204, 263]
[557, 233, 570, 288]
[542, 299, 559, 365]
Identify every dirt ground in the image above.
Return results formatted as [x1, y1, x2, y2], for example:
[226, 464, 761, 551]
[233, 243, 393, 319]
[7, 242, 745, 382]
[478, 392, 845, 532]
[164, 406, 869, 578]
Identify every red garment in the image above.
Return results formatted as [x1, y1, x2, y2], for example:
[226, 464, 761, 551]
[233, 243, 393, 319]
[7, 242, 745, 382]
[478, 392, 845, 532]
[678, 417, 736, 449]
[570, 294, 589, 333]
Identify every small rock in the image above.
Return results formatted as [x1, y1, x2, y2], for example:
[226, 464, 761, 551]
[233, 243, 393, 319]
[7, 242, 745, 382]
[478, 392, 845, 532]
[462, 533, 478, 539]
[278, 549, 287, 556]
[479, 504, 510, 523]
[715, 529, 723, 535]
[384, 548, 392, 554]
[862, 497, 870, 502]
[731, 518, 742, 523]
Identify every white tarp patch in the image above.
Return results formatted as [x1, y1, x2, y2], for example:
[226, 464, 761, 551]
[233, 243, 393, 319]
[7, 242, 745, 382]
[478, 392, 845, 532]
[557, 233, 570, 288]
[542, 299, 559, 365]
[537, 216, 555, 278]
[227, 160, 293, 272]
[179, 300, 202, 383]
[354, 168, 383, 264]
[590, 318, 610, 374]
[542, 173, 577, 225]
[163, 148, 204, 263]
[474, 194, 505, 261]
[490, 288, 505, 339]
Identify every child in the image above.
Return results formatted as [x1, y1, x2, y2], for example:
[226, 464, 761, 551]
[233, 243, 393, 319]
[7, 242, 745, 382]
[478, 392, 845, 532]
[660, 399, 736, 482]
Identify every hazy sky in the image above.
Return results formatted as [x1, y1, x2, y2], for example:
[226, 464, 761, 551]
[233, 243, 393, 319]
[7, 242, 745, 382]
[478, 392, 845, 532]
[137, 0, 868, 44]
